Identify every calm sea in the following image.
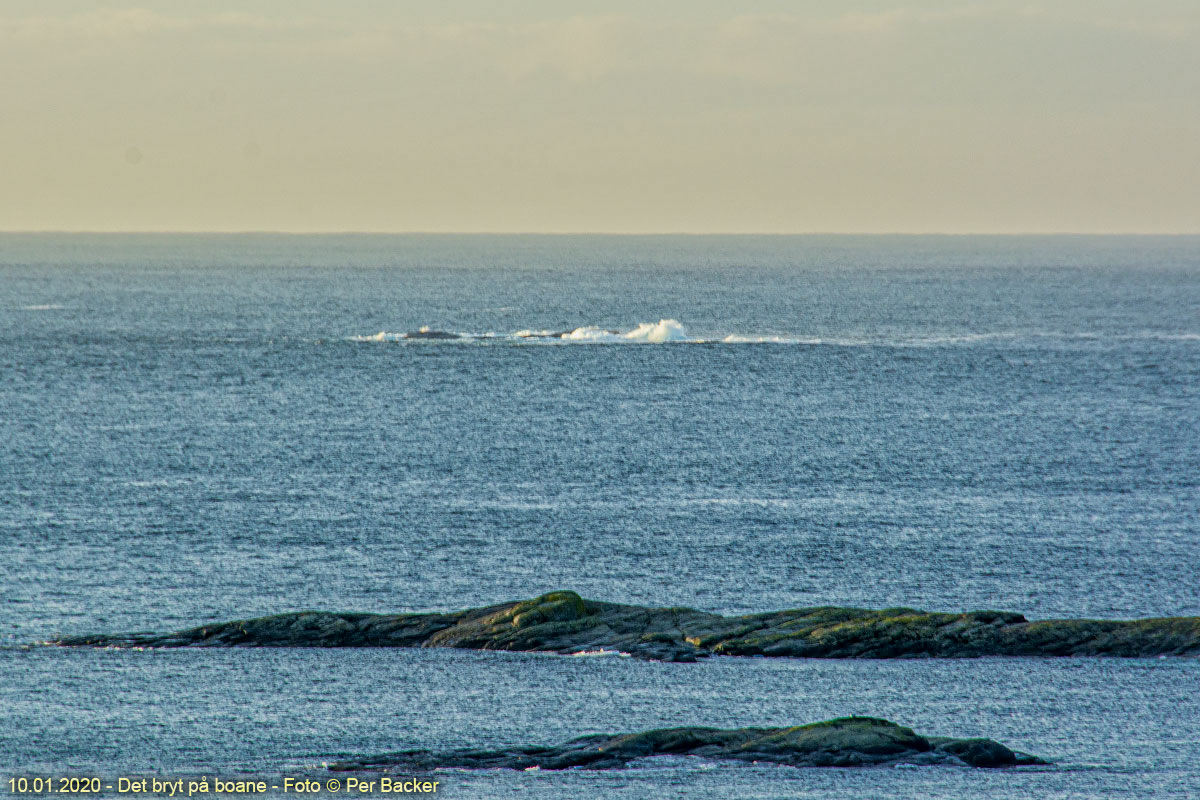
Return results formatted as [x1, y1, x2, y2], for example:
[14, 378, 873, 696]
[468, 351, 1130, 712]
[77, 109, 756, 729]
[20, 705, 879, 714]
[2, 234, 1198, 798]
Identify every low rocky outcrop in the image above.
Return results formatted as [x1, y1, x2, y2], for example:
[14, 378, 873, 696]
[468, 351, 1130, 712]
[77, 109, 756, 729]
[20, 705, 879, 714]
[49, 591, 1200, 662]
[328, 717, 1045, 771]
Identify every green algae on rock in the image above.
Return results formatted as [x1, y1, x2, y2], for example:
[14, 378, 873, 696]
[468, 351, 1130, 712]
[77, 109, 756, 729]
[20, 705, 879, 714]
[328, 717, 1046, 772]
[50, 591, 1200, 662]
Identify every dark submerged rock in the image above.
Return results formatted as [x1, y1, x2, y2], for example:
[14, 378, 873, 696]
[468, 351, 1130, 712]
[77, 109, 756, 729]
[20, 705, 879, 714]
[328, 717, 1045, 772]
[49, 591, 1200, 661]
[403, 328, 460, 339]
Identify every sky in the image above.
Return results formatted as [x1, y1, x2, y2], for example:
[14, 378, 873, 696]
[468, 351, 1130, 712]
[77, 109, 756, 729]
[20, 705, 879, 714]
[3, 1, 1199, 233]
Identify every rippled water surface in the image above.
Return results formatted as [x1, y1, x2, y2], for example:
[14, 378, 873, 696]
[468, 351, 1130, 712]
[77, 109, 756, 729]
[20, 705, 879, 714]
[3, 649, 1198, 799]
[2, 234, 1198, 797]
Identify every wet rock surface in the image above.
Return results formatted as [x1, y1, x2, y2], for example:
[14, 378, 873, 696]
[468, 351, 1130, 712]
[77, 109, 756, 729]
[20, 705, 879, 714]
[50, 591, 1200, 661]
[328, 717, 1045, 772]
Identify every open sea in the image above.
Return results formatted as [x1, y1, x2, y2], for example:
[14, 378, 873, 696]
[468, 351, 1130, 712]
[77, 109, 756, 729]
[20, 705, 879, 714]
[2, 234, 1198, 798]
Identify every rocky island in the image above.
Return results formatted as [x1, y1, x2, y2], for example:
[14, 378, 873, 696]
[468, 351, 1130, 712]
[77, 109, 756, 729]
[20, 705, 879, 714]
[328, 716, 1045, 772]
[50, 591, 1200, 662]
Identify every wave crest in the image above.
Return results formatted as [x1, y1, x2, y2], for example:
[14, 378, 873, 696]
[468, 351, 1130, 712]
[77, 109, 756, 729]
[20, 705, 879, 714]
[562, 319, 692, 343]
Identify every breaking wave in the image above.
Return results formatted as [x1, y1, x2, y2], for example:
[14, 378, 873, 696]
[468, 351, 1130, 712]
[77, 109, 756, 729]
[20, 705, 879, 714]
[351, 319, 702, 344]
[348, 323, 1200, 347]
[561, 319, 692, 342]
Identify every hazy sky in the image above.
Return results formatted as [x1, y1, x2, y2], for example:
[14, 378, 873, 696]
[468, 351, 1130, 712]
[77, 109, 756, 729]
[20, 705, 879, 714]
[3, 1, 1199, 233]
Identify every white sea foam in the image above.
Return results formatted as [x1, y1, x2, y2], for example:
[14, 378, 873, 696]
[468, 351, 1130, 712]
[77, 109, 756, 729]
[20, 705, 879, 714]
[621, 319, 693, 342]
[561, 319, 693, 343]
[723, 334, 816, 344]
[349, 331, 405, 342]
[558, 325, 622, 342]
[20, 304, 64, 311]
[349, 323, 1200, 347]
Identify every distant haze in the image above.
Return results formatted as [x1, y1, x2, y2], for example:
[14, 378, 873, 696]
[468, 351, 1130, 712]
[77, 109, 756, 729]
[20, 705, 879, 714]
[3, 1, 1199, 233]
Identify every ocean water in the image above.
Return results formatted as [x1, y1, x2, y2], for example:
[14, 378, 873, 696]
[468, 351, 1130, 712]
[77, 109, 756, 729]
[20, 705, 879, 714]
[1, 234, 1198, 798]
